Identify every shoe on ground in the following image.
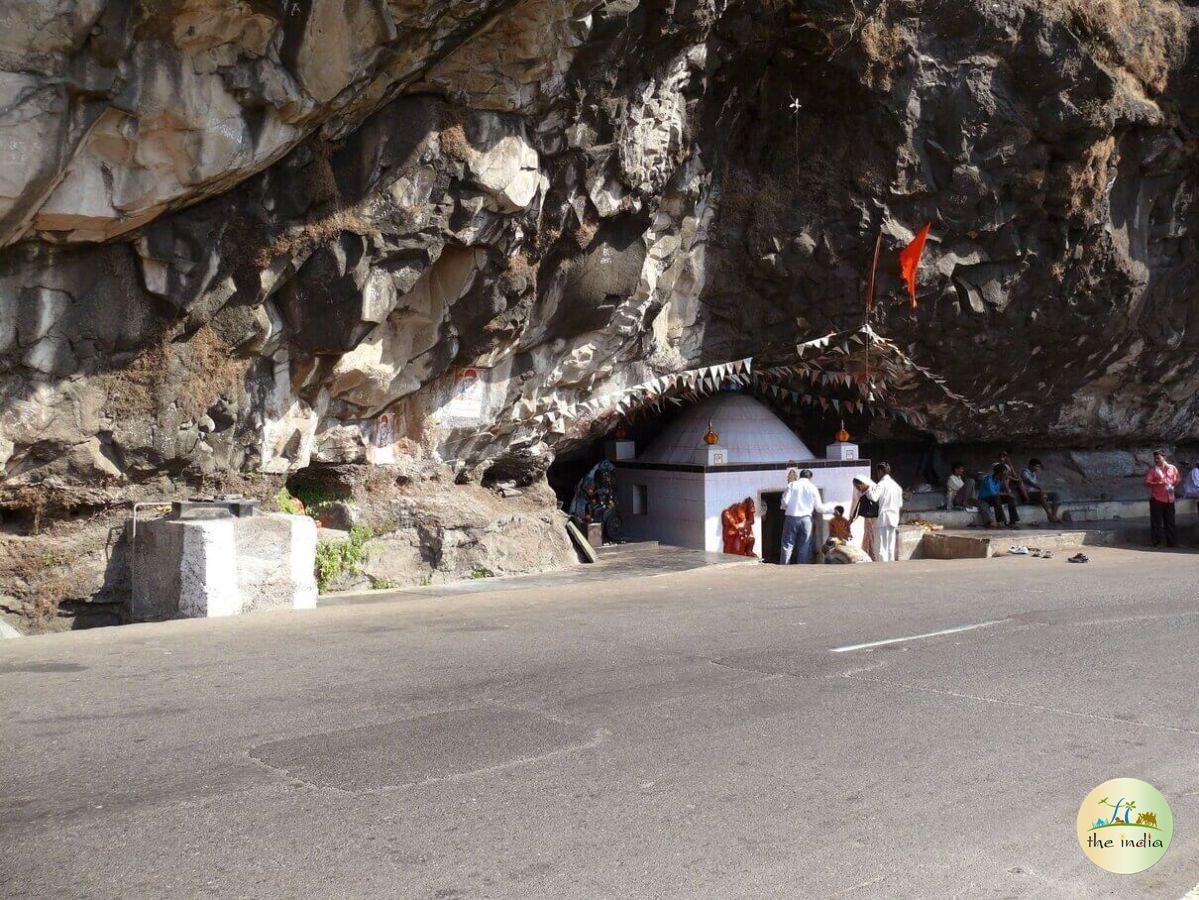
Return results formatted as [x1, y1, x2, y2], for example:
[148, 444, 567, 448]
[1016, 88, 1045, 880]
[965, 506, 979, 513]
[1008, 546, 1030, 555]
[1068, 553, 1089, 563]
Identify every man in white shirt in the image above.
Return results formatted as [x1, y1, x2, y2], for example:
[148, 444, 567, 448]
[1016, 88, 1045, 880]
[945, 461, 976, 510]
[869, 462, 904, 563]
[780, 468, 822, 564]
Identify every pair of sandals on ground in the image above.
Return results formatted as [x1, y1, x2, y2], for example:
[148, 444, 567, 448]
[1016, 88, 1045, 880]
[1006, 545, 1090, 563]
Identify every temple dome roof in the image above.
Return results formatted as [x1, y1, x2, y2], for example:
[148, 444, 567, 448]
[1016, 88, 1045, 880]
[637, 392, 815, 465]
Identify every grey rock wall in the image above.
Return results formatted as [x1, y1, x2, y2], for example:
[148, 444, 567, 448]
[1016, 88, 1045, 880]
[1, 0, 1197, 500]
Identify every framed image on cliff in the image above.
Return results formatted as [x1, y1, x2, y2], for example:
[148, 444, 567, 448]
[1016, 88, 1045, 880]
[440, 368, 486, 425]
[374, 413, 395, 449]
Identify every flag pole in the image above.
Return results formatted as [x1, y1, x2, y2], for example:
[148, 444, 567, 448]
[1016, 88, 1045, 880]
[864, 230, 882, 321]
[863, 230, 882, 391]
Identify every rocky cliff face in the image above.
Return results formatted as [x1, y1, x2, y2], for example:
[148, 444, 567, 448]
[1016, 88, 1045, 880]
[1, 1, 1198, 601]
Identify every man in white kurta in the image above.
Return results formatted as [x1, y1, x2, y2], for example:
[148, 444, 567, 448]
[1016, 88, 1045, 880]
[869, 463, 904, 563]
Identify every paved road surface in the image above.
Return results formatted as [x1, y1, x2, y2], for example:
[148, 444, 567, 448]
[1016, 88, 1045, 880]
[3, 548, 1198, 898]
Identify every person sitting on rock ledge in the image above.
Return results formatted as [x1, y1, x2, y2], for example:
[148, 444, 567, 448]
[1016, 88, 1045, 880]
[977, 463, 1019, 529]
[993, 450, 1019, 493]
[945, 461, 977, 511]
[1020, 458, 1062, 524]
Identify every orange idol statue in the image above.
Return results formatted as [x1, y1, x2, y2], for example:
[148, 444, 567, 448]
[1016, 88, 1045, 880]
[721, 497, 757, 557]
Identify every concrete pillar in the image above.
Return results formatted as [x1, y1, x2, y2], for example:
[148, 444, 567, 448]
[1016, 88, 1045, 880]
[131, 514, 317, 621]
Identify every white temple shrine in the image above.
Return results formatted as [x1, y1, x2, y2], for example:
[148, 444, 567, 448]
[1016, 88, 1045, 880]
[611, 392, 871, 560]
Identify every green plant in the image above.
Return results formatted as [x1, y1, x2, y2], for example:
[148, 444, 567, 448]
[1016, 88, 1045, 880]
[314, 524, 376, 592]
[289, 483, 339, 517]
[368, 577, 398, 590]
[274, 487, 304, 515]
[468, 567, 495, 580]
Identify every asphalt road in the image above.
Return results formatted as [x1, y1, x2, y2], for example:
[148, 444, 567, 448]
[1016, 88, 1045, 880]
[3, 547, 1198, 898]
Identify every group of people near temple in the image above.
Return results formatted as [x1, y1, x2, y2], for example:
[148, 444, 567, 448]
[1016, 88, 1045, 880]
[777, 449, 1199, 564]
[945, 448, 1198, 548]
[943, 450, 1062, 528]
[778, 463, 904, 565]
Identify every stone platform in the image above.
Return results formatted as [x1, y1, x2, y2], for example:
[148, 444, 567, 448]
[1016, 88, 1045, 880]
[911, 517, 1199, 560]
[131, 513, 317, 620]
[901, 498, 1153, 528]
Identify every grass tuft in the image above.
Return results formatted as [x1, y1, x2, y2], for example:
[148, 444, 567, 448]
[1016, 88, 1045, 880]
[315, 524, 375, 593]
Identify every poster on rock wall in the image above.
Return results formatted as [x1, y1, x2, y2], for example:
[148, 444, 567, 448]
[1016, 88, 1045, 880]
[368, 412, 397, 464]
[437, 368, 487, 427]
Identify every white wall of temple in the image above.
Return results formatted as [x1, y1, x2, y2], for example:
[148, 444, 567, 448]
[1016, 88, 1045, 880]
[615, 461, 873, 555]
[808, 464, 873, 515]
[700, 469, 775, 554]
[702, 463, 873, 554]
[614, 468, 707, 549]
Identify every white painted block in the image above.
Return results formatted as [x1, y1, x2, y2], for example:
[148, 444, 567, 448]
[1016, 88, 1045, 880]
[696, 445, 728, 466]
[826, 442, 860, 460]
[290, 516, 319, 610]
[132, 514, 319, 621]
[178, 520, 241, 618]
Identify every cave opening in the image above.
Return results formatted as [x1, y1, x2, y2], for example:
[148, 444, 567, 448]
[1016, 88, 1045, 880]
[281, 464, 359, 522]
[546, 411, 679, 514]
[545, 389, 876, 525]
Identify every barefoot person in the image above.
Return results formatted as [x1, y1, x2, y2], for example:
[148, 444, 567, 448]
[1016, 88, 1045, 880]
[1145, 449, 1182, 548]
[977, 463, 1019, 528]
[1020, 458, 1062, 523]
[946, 461, 976, 510]
[870, 463, 904, 563]
[849, 477, 878, 561]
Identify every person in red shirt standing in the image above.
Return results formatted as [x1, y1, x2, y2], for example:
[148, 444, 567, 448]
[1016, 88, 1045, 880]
[1145, 449, 1182, 548]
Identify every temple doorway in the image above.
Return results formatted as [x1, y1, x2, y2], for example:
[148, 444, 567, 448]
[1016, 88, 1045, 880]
[760, 491, 783, 563]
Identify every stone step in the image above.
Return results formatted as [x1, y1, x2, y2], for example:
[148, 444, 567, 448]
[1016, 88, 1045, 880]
[913, 518, 1199, 559]
[905, 492, 950, 512]
[901, 499, 1150, 528]
[897, 525, 926, 561]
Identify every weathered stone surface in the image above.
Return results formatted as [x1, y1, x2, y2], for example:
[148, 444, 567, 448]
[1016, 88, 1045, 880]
[131, 512, 316, 620]
[361, 493, 576, 588]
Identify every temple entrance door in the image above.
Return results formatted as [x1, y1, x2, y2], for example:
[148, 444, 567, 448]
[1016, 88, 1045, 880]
[760, 491, 783, 563]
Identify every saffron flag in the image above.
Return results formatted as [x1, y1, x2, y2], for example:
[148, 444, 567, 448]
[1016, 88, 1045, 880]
[898, 222, 932, 309]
